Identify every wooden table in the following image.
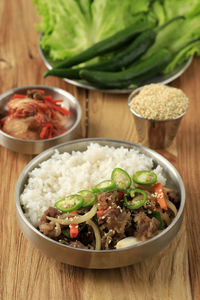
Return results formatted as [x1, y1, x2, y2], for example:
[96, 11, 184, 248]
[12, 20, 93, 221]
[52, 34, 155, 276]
[0, 1, 199, 299]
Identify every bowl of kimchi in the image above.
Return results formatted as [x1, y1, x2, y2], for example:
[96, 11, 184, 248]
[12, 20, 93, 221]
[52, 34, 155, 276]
[0, 85, 82, 154]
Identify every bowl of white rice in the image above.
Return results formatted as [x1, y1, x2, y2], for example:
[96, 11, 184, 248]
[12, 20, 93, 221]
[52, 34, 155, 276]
[15, 138, 185, 269]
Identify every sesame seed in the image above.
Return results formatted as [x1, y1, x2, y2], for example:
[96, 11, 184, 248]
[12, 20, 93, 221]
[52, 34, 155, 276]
[130, 83, 189, 120]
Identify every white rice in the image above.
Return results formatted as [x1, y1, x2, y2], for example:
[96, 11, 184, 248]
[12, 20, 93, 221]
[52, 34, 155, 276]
[20, 143, 166, 227]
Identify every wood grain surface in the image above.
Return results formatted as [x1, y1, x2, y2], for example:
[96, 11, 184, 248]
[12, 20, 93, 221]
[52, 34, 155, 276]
[0, 1, 199, 299]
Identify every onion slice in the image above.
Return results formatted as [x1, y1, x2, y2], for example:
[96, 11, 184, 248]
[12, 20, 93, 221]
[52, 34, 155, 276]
[166, 199, 177, 216]
[86, 219, 101, 250]
[46, 204, 97, 225]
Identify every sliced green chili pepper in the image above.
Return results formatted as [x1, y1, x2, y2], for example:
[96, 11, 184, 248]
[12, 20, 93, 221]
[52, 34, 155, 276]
[78, 190, 96, 207]
[148, 211, 164, 230]
[92, 180, 116, 193]
[52, 18, 155, 70]
[111, 168, 131, 190]
[44, 31, 155, 79]
[55, 194, 84, 213]
[44, 17, 184, 80]
[124, 188, 146, 209]
[133, 170, 157, 185]
[79, 49, 171, 89]
[79, 36, 200, 89]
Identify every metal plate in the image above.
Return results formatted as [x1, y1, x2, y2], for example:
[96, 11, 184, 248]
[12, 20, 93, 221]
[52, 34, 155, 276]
[38, 37, 193, 94]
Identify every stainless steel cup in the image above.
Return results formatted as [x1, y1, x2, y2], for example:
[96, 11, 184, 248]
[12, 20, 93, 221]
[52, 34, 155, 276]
[128, 91, 187, 149]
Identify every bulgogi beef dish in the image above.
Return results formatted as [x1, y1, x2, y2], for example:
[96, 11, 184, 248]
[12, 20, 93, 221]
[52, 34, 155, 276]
[39, 168, 180, 250]
[0, 89, 70, 140]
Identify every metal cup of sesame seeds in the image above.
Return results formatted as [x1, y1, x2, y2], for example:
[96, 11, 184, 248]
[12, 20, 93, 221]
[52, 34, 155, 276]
[128, 84, 189, 149]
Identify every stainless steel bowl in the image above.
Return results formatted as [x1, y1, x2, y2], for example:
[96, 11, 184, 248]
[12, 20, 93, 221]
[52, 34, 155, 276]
[15, 138, 185, 269]
[128, 88, 187, 149]
[0, 85, 82, 154]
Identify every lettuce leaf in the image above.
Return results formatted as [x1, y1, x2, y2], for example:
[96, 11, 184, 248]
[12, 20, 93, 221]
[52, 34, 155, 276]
[35, 0, 200, 74]
[164, 40, 200, 73]
[151, 0, 200, 24]
[35, 0, 93, 60]
[34, 0, 150, 60]
[143, 1, 200, 72]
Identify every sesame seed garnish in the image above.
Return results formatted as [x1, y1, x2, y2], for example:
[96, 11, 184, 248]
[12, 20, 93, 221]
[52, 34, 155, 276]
[151, 192, 164, 199]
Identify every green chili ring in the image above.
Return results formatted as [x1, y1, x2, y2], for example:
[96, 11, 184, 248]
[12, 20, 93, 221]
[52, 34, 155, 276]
[133, 170, 157, 185]
[124, 188, 147, 209]
[92, 180, 116, 193]
[55, 194, 84, 213]
[78, 190, 96, 207]
[111, 168, 131, 190]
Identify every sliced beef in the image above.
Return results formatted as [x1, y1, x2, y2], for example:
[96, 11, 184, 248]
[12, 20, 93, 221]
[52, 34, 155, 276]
[143, 191, 160, 212]
[98, 205, 131, 250]
[101, 229, 127, 250]
[101, 229, 116, 250]
[39, 221, 61, 238]
[99, 206, 131, 234]
[96, 191, 131, 249]
[97, 190, 124, 210]
[165, 188, 180, 204]
[39, 206, 61, 225]
[38, 185, 179, 250]
[134, 212, 160, 241]
[160, 211, 171, 226]
[39, 207, 62, 238]
[66, 240, 90, 249]
[78, 225, 95, 247]
[160, 208, 175, 226]
[59, 237, 93, 249]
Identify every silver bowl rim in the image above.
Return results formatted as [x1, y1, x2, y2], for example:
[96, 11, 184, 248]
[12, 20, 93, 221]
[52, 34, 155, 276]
[128, 85, 189, 122]
[15, 137, 185, 253]
[0, 84, 82, 143]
